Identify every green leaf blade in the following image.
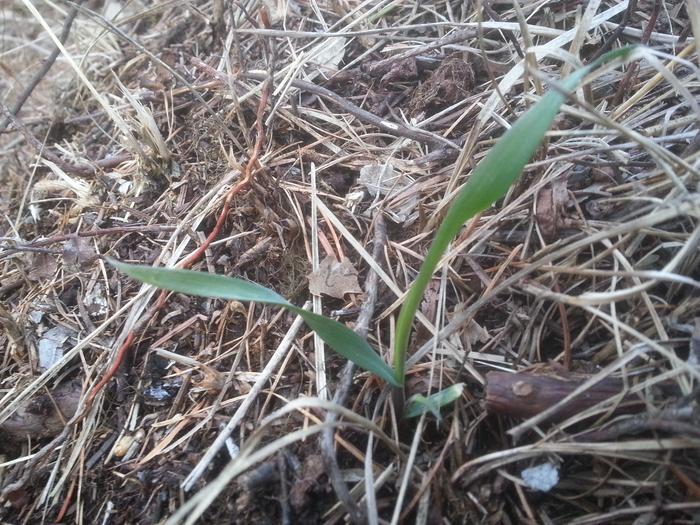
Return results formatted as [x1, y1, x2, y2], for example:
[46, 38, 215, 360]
[393, 47, 637, 384]
[405, 383, 464, 419]
[109, 259, 400, 387]
[393, 86, 570, 382]
[109, 258, 289, 305]
[288, 307, 399, 386]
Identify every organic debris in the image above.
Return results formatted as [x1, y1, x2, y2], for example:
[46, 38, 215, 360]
[409, 54, 474, 117]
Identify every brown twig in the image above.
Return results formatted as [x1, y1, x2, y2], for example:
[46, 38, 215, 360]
[483, 1, 523, 58]
[54, 475, 77, 522]
[0, 393, 85, 501]
[0, 245, 62, 257]
[576, 409, 700, 442]
[0, 224, 176, 261]
[0, 280, 23, 296]
[320, 214, 387, 524]
[81, 332, 137, 410]
[277, 452, 291, 525]
[24, 224, 177, 247]
[251, 71, 456, 149]
[363, 28, 477, 77]
[553, 283, 572, 370]
[588, 0, 638, 62]
[1, 104, 131, 176]
[484, 370, 665, 423]
[191, 57, 457, 150]
[612, 0, 659, 105]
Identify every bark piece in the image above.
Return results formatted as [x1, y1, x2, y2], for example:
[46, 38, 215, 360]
[0, 380, 82, 440]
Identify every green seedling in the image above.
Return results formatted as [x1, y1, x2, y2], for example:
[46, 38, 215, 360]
[109, 259, 399, 386]
[110, 46, 636, 413]
[392, 46, 637, 386]
[405, 383, 464, 420]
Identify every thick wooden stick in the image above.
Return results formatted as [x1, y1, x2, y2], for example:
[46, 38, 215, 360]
[484, 371, 644, 421]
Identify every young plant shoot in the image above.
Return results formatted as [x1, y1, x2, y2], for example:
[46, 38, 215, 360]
[111, 46, 637, 417]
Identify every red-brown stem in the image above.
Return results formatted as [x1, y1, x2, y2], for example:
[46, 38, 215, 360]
[79, 76, 271, 417]
[612, 2, 658, 105]
[83, 332, 135, 408]
[55, 473, 77, 522]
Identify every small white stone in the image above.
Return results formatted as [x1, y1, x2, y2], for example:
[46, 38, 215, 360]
[521, 462, 559, 492]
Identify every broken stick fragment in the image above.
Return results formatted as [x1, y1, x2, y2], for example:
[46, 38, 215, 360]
[484, 371, 644, 422]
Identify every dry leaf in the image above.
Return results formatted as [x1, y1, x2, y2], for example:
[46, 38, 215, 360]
[63, 236, 96, 273]
[289, 454, 326, 512]
[461, 319, 489, 351]
[536, 178, 575, 241]
[359, 163, 397, 197]
[28, 252, 58, 281]
[193, 364, 225, 394]
[308, 256, 362, 299]
[84, 282, 109, 317]
[311, 37, 346, 71]
[358, 163, 419, 223]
